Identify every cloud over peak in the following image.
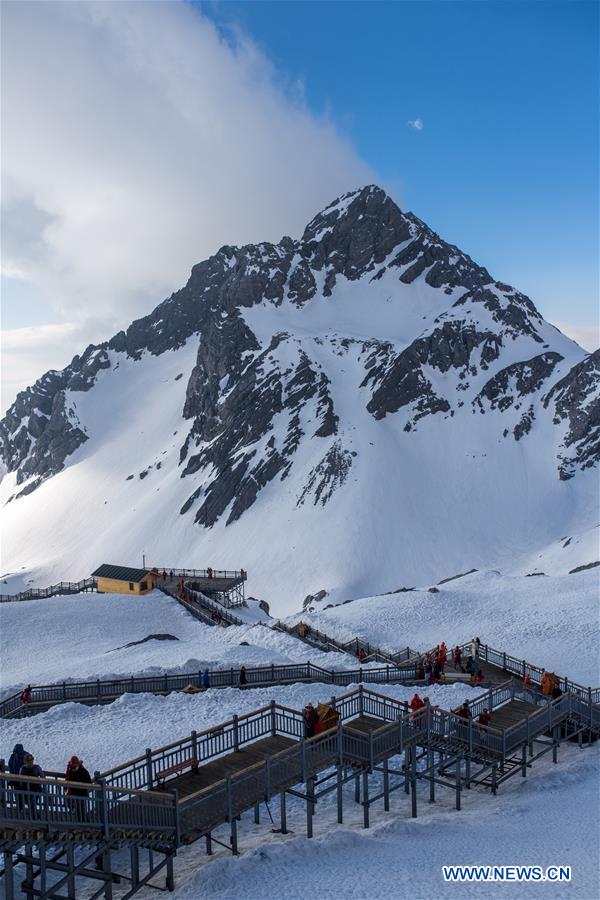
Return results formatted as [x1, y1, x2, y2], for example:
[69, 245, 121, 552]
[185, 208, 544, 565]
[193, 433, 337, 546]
[2, 0, 373, 335]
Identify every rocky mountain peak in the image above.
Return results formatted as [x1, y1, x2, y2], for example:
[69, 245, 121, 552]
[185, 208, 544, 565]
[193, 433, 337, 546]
[1, 187, 597, 522]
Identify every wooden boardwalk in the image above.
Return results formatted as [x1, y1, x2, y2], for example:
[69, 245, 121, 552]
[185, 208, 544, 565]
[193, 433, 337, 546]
[2, 638, 598, 900]
[162, 735, 296, 801]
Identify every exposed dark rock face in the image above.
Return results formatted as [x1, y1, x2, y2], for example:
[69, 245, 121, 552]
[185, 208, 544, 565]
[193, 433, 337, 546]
[1, 183, 597, 520]
[391, 211, 492, 292]
[297, 441, 354, 507]
[363, 321, 502, 426]
[0, 348, 107, 490]
[543, 349, 600, 479]
[454, 286, 544, 342]
[179, 332, 338, 526]
[474, 352, 563, 414]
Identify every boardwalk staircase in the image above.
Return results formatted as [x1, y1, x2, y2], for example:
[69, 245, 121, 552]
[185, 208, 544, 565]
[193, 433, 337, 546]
[159, 581, 245, 628]
[272, 620, 419, 668]
[2, 680, 599, 898]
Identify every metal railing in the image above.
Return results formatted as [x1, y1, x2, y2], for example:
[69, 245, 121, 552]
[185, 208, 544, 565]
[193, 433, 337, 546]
[459, 641, 600, 704]
[0, 579, 97, 603]
[181, 586, 245, 623]
[154, 568, 246, 582]
[0, 661, 420, 720]
[273, 620, 419, 667]
[2, 683, 598, 846]
[0, 772, 178, 840]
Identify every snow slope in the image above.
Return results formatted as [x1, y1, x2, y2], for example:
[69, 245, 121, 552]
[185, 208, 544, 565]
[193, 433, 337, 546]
[0, 590, 362, 697]
[288, 569, 600, 686]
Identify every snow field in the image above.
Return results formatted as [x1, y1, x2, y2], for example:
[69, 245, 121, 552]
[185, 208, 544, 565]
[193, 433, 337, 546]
[0, 590, 366, 697]
[289, 570, 600, 686]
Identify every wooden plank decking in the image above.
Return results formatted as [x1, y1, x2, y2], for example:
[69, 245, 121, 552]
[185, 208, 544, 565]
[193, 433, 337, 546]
[157, 735, 297, 800]
[484, 698, 541, 728]
[344, 715, 384, 735]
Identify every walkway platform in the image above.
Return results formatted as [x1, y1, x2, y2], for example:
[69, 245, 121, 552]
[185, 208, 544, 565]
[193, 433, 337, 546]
[1, 642, 598, 900]
[163, 735, 296, 803]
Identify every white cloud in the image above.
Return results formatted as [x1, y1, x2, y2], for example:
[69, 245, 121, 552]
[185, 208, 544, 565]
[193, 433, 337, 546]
[1, 0, 373, 344]
[554, 322, 600, 353]
[407, 118, 423, 131]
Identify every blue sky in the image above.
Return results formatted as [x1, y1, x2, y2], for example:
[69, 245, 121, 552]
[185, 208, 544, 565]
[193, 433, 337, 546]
[1, 0, 598, 411]
[201, 0, 598, 340]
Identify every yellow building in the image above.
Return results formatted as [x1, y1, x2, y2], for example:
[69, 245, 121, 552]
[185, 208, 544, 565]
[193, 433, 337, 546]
[92, 564, 159, 595]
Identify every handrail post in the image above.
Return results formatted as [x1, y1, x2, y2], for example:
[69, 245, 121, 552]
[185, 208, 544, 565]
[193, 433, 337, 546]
[100, 778, 109, 839]
[233, 715, 239, 752]
[358, 685, 364, 716]
[145, 748, 153, 789]
[173, 789, 181, 846]
[270, 700, 277, 736]
[191, 730, 198, 760]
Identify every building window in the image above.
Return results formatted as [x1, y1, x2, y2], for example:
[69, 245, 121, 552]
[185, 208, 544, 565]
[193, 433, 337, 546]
[129, 582, 134, 590]
[140, 581, 147, 591]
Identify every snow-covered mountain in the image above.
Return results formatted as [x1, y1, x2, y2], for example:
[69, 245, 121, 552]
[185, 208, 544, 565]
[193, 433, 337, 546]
[1, 186, 598, 612]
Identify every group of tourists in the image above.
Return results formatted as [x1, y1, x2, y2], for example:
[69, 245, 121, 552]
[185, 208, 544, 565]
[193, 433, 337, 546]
[6, 744, 92, 819]
[452, 701, 493, 729]
[418, 638, 484, 686]
[409, 692, 435, 716]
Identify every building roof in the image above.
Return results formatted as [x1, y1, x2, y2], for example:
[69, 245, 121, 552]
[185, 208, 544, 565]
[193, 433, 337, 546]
[91, 564, 155, 583]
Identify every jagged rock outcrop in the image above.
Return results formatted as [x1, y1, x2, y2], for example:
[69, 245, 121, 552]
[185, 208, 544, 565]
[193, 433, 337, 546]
[543, 349, 600, 479]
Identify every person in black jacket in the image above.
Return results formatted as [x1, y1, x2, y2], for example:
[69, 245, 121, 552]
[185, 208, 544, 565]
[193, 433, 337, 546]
[65, 756, 92, 819]
[303, 703, 319, 738]
[239, 666, 247, 686]
[19, 753, 43, 819]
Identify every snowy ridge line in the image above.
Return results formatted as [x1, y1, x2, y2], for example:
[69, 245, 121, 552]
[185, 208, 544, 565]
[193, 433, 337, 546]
[0, 578, 97, 603]
[273, 619, 420, 666]
[0, 660, 420, 719]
